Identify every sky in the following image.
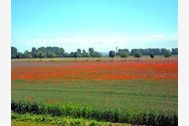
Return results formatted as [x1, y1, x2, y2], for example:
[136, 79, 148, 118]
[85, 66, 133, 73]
[12, 0, 178, 52]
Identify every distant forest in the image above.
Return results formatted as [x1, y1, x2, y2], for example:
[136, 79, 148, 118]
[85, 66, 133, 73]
[11, 46, 178, 59]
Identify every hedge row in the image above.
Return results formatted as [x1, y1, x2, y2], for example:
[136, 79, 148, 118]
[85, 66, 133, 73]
[11, 101, 177, 126]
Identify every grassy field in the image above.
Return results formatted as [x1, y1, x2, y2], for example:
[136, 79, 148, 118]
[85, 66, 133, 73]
[12, 80, 177, 113]
[11, 58, 178, 125]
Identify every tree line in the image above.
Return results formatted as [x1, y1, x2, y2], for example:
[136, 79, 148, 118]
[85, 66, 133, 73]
[11, 47, 102, 59]
[11, 46, 178, 59]
[109, 48, 177, 59]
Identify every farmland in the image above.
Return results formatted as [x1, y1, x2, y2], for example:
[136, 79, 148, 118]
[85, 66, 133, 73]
[11, 58, 178, 125]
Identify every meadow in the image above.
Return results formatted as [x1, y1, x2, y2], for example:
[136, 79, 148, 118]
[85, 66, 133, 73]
[11, 57, 178, 126]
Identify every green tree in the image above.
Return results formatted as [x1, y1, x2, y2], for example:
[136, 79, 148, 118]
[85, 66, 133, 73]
[171, 48, 178, 55]
[109, 50, 115, 59]
[16, 52, 24, 59]
[24, 50, 32, 58]
[161, 48, 168, 55]
[88, 48, 95, 57]
[11, 46, 17, 59]
[77, 49, 82, 57]
[37, 47, 48, 59]
[73, 52, 79, 61]
[31, 47, 37, 58]
[118, 49, 129, 55]
[47, 52, 56, 58]
[81, 49, 89, 57]
[164, 50, 172, 58]
[119, 49, 129, 61]
[55, 47, 65, 57]
[36, 50, 47, 59]
[134, 51, 142, 60]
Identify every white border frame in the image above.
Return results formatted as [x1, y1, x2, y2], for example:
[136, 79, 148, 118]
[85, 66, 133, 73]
[178, 0, 189, 125]
[0, 0, 11, 125]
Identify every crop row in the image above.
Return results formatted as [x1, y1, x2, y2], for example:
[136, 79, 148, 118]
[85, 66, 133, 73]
[11, 101, 177, 126]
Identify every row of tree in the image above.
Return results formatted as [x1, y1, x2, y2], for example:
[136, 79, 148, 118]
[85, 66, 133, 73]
[11, 47, 102, 59]
[109, 48, 174, 59]
[130, 48, 178, 56]
[11, 46, 178, 59]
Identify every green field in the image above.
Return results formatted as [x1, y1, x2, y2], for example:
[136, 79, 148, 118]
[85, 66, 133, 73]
[12, 79, 177, 125]
[12, 80, 177, 113]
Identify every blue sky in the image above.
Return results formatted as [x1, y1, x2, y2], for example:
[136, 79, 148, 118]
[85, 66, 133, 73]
[12, 0, 178, 52]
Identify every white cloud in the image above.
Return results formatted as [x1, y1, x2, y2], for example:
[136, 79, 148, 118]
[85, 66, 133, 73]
[12, 33, 178, 52]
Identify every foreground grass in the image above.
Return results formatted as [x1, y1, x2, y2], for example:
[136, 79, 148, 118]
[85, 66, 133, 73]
[11, 101, 177, 125]
[12, 112, 130, 126]
[12, 121, 55, 126]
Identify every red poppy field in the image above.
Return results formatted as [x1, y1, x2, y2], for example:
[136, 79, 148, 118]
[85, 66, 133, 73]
[11, 59, 178, 125]
[12, 60, 177, 81]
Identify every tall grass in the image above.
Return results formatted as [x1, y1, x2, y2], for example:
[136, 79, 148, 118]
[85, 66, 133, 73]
[12, 101, 177, 126]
